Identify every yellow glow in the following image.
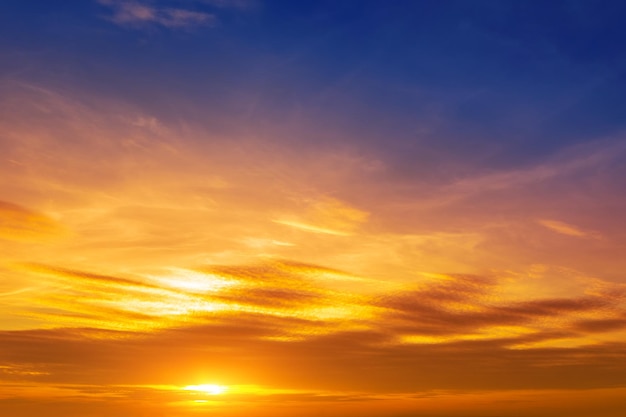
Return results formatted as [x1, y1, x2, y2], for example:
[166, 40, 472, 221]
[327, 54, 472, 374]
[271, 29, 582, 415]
[150, 269, 237, 293]
[273, 219, 351, 236]
[183, 384, 228, 395]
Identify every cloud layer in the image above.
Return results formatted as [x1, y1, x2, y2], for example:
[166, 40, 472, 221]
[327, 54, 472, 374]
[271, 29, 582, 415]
[1, 79, 626, 416]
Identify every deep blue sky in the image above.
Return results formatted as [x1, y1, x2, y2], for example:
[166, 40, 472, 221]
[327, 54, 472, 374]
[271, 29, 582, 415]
[3, 0, 626, 173]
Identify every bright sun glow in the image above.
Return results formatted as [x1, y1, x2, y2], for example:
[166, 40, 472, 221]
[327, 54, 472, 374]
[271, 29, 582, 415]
[183, 384, 228, 395]
[152, 269, 236, 293]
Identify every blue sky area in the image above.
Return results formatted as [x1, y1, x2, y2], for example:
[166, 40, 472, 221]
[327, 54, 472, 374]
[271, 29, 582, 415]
[3, 0, 626, 174]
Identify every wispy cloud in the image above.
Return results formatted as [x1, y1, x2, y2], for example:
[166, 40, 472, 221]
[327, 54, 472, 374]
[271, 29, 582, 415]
[9, 257, 626, 351]
[538, 219, 594, 238]
[274, 197, 369, 236]
[100, 1, 216, 29]
[0, 201, 64, 242]
[376, 273, 626, 344]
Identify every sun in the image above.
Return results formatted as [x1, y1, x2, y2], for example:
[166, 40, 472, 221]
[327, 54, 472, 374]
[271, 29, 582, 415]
[183, 384, 228, 395]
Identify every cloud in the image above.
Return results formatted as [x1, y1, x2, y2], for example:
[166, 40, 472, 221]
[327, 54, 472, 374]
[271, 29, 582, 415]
[572, 317, 626, 333]
[100, 1, 216, 29]
[376, 273, 626, 342]
[410, 139, 626, 215]
[10, 259, 372, 334]
[0, 201, 64, 242]
[274, 197, 369, 236]
[5, 261, 626, 392]
[538, 219, 593, 238]
[24, 263, 163, 289]
[3, 322, 626, 395]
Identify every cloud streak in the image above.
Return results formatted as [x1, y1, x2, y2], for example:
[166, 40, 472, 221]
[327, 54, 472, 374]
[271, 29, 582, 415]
[538, 219, 595, 238]
[100, 1, 216, 29]
[0, 201, 64, 242]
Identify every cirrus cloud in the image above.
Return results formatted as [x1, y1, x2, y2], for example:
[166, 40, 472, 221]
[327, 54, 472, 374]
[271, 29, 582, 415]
[99, 0, 216, 30]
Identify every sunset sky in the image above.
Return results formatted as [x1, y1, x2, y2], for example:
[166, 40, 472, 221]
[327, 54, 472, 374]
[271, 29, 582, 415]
[2, 1, 626, 416]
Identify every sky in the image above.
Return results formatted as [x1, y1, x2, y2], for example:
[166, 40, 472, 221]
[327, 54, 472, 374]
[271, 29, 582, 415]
[1, 1, 626, 416]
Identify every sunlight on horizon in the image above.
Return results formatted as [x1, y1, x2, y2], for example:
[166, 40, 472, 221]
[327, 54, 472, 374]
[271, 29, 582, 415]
[183, 384, 228, 396]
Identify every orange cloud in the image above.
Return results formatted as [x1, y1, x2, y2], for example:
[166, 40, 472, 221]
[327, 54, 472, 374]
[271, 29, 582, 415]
[274, 197, 369, 236]
[0, 201, 64, 242]
[538, 219, 592, 237]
